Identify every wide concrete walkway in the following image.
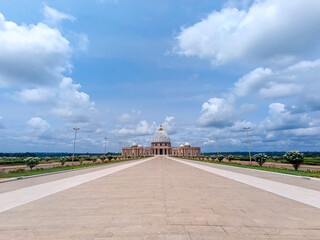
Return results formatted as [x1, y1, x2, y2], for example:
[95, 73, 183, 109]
[0, 156, 319, 240]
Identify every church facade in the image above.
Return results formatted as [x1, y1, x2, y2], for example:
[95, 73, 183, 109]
[122, 125, 201, 157]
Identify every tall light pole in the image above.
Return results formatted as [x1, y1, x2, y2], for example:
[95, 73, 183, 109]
[244, 127, 252, 165]
[104, 137, 107, 156]
[216, 137, 219, 157]
[72, 128, 80, 162]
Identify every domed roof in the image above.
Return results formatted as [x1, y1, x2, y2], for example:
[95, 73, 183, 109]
[152, 125, 170, 143]
[185, 142, 190, 147]
[132, 142, 138, 147]
[180, 144, 184, 147]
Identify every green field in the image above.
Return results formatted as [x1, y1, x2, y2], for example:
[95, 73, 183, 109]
[0, 158, 141, 179]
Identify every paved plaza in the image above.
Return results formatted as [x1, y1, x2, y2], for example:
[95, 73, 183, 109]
[0, 156, 320, 239]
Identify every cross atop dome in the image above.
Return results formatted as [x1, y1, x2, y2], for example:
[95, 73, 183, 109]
[159, 124, 163, 130]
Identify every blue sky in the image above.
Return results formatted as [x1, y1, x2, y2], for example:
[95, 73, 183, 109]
[0, 0, 320, 153]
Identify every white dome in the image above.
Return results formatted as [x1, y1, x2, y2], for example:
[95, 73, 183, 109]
[180, 144, 184, 147]
[152, 125, 170, 143]
[138, 145, 142, 147]
[132, 142, 138, 147]
[185, 142, 190, 147]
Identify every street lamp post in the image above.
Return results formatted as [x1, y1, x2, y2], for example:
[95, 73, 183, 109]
[244, 127, 252, 165]
[104, 137, 107, 156]
[72, 128, 80, 162]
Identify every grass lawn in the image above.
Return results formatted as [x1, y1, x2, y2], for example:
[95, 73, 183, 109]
[177, 157, 320, 179]
[0, 158, 142, 179]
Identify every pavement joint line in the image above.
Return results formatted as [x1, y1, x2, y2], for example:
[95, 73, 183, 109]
[175, 157, 320, 182]
[0, 159, 144, 184]
[0, 157, 154, 213]
[169, 157, 320, 209]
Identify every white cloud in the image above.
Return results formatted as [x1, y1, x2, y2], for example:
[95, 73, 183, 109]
[113, 120, 157, 137]
[162, 116, 176, 134]
[198, 97, 235, 127]
[262, 103, 310, 131]
[229, 120, 254, 132]
[176, 0, 320, 65]
[119, 113, 132, 123]
[233, 59, 320, 101]
[27, 117, 50, 132]
[259, 83, 301, 99]
[15, 88, 55, 103]
[51, 77, 96, 123]
[43, 5, 75, 26]
[118, 109, 141, 123]
[234, 68, 273, 96]
[0, 13, 71, 88]
[0, 11, 98, 132]
[197, 58, 320, 133]
[113, 116, 176, 137]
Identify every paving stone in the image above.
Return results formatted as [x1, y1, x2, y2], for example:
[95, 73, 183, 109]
[0, 156, 319, 239]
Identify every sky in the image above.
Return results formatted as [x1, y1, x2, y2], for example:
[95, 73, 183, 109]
[0, 0, 320, 153]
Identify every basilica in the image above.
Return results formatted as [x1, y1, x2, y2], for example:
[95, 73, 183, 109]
[122, 125, 201, 157]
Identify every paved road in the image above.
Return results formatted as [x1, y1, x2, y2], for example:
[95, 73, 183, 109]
[0, 156, 319, 239]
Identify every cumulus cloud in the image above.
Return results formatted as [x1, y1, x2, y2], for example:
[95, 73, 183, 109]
[234, 68, 273, 96]
[113, 116, 176, 137]
[15, 88, 55, 103]
[198, 97, 235, 127]
[51, 77, 95, 123]
[0, 13, 71, 88]
[162, 116, 176, 134]
[198, 57, 320, 132]
[118, 109, 141, 123]
[0, 10, 97, 130]
[262, 103, 310, 131]
[234, 59, 320, 101]
[229, 120, 254, 132]
[176, 0, 320, 65]
[43, 4, 75, 26]
[113, 120, 157, 137]
[27, 117, 50, 132]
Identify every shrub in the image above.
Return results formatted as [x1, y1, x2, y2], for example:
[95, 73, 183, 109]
[226, 155, 234, 162]
[217, 155, 224, 162]
[59, 157, 68, 167]
[253, 153, 268, 166]
[91, 156, 98, 163]
[24, 157, 40, 170]
[107, 155, 113, 162]
[79, 158, 85, 165]
[284, 151, 304, 170]
[100, 156, 106, 162]
[273, 156, 280, 162]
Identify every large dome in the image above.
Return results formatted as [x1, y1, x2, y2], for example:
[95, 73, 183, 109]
[152, 125, 170, 143]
